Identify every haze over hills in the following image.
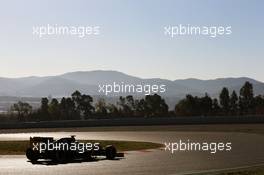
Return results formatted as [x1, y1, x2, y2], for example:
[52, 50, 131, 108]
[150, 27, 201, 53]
[0, 70, 263, 98]
[0, 70, 264, 111]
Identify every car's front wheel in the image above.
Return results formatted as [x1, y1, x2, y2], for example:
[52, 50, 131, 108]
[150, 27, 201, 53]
[105, 145, 117, 160]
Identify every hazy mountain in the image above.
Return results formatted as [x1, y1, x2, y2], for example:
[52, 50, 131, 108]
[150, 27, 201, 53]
[0, 71, 263, 98]
[60, 70, 142, 84]
[19, 77, 97, 97]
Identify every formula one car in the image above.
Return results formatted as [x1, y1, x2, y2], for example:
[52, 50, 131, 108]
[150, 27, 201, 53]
[26, 136, 124, 163]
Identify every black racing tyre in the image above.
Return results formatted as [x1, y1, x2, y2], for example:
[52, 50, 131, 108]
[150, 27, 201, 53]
[105, 145, 117, 160]
[26, 148, 39, 162]
[83, 151, 92, 160]
[55, 151, 67, 163]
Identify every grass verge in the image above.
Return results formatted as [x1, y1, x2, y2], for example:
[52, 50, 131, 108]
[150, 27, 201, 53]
[0, 140, 163, 155]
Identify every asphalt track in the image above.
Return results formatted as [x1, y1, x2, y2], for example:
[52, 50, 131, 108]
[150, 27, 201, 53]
[0, 131, 264, 175]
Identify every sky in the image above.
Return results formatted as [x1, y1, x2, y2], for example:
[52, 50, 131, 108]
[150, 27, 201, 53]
[0, 0, 263, 81]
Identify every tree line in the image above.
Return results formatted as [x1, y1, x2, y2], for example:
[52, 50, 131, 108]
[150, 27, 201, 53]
[10, 81, 264, 121]
[11, 91, 168, 121]
[175, 82, 264, 116]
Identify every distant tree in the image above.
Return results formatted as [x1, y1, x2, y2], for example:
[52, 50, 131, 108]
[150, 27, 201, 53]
[199, 93, 213, 116]
[71, 91, 94, 119]
[95, 98, 107, 116]
[59, 97, 67, 119]
[11, 101, 32, 121]
[40, 98, 49, 114]
[117, 96, 133, 117]
[71, 90, 82, 116]
[175, 94, 198, 116]
[48, 98, 60, 120]
[79, 94, 94, 119]
[144, 94, 168, 117]
[239, 81, 254, 115]
[39, 97, 50, 120]
[106, 103, 119, 117]
[60, 97, 77, 120]
[230, 91, 238, 115]
[212, 98, 220, 115]
[175, 94, 213, 116]
[219, 87, 230, 114]
[254, 95, 264, 115]
[118, 96, 125, 109]
[126, 95, 135, 111]
[134, 99, 146, 117]
[174, 99, 187, 116]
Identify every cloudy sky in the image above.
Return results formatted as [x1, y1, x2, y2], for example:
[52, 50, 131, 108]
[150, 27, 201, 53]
[0, 0, 263, 81]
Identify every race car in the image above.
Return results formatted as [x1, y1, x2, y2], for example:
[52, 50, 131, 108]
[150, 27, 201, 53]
[26, 135, 124, 163]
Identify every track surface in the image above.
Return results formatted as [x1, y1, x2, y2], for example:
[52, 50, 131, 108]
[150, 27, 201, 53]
[0, 131, 264, 175]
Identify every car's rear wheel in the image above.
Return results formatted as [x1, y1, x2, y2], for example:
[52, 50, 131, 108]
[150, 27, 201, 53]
[83, 151, 92, 160]
[55, 151, 67, 163]
[26, 148, 39, 162]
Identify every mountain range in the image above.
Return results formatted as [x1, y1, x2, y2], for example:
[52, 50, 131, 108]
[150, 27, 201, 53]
[0, 70, 264, 98]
